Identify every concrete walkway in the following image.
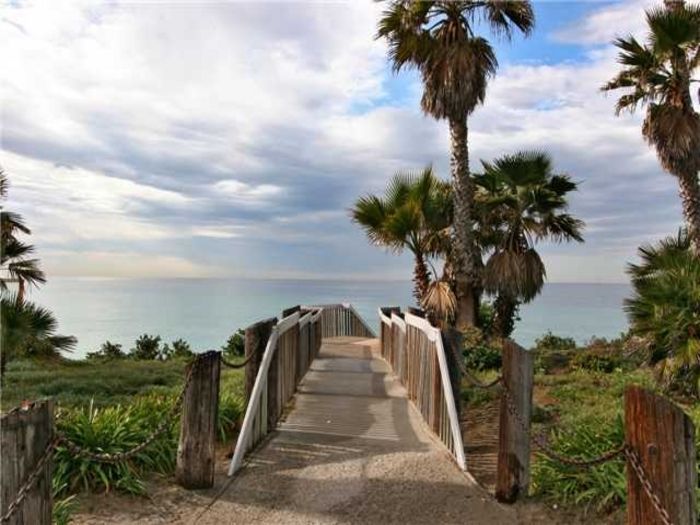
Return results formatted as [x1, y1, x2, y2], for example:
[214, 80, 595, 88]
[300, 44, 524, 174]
[200, 336, 516, 524]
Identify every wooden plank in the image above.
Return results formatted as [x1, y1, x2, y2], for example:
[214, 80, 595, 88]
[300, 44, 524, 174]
[624, 386, 696, 525]
[1, 400, 54, 525]
[244, 317, 276, 404]
[176, 351, 221, 489]
[496, 340, 534, 503]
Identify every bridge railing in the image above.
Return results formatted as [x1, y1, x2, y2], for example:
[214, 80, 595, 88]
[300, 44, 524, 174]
[378, 308, 466, 470]
[229, 303, 373, 475]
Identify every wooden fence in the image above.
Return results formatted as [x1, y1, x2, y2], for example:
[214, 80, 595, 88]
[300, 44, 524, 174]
[378, 308, 466, 470]
[228, 303, 371, 475]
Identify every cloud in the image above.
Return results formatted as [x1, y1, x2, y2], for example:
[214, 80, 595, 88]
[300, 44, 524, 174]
[1, 0, 688, 282]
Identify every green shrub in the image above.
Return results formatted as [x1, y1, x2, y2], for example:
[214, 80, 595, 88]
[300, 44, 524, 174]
[160, 339, 194, 360]
[461, 326, 502, 371]
[571, 347, 623, 373]
[218, 391, 244, 442]
[535, 331, 577, 351]
[129, 334, 162, 360]
[54, 395, 178, 495]
[222, 329, 245, 358]
[86, 341, 125, 361]
[532, 415, 626, 513]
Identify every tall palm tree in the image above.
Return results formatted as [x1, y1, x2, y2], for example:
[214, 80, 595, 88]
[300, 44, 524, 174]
[475, 151, 584, 337]
[0, 169, 46, 301]
[602, 0, 700, 254]
[625, 229, 700, 396]
[377, 1, 535, 329]
[351, 167, 451, 303]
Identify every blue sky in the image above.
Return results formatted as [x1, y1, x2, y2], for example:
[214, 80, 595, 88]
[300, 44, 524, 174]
[2, 0, 689, 283]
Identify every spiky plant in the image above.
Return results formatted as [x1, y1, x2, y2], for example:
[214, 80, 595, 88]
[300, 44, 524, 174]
[377, 0, 535, 328]
[602, 0, 700, 254]
[625, 229, 700, 396]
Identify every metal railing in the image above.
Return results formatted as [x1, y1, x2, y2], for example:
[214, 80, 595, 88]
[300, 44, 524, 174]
[228, 303, 373, 475]
[378, 308, 466, 470]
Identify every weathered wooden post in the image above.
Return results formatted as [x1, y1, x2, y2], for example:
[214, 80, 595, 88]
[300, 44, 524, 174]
[176, 351, 221, 489]
[1, 400, 54, 525]
[496, 340, 534, 503]
[624, 386, 696, 525]
[244, 317, 276, 404]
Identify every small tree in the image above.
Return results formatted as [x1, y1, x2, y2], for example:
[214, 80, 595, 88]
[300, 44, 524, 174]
[129, 334, 162, 360]
[160, 338, 193, 360]
[222, 329, 245, 358]
[86, 341, 124, 360]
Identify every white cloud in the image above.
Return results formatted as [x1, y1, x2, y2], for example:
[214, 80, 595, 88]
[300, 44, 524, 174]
[1, 0, 688, 282]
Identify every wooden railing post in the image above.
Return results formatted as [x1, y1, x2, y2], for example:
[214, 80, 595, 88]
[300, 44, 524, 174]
[244, 318, 276, 404]
[176, 351, 220, 489]
[1, 400, 54, 525]
[624, 386, 696, 524]
[496, 340, 533, 503]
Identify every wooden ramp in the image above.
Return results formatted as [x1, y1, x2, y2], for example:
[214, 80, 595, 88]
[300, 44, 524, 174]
[203, 337, 516, 524]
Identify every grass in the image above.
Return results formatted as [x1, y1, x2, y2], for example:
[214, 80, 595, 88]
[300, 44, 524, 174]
[462, 358, 700, 517]
[2, 357, 246, 502]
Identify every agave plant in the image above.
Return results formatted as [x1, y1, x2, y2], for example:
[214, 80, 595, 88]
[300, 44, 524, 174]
[476, 151, 584, 337]
[625, 229, 700, 396]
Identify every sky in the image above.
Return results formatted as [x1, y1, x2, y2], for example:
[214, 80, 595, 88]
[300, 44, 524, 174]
[1, 0, 692, 283]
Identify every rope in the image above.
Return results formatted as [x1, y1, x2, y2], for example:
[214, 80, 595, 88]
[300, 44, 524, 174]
[55, 355, 201, 463]
[624, 447, 674, 525]
[447, 340, 502, 389]
[220, 352, 255, 369]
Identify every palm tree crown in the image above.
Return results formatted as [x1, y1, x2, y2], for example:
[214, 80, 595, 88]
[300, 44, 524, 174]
[476, 151, 584, 336]
[351, 167, 451, 302]
[602, 1, 700, 252]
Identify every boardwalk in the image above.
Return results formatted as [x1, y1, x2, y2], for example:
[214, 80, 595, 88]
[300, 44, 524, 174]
[200, 336, 516, 524]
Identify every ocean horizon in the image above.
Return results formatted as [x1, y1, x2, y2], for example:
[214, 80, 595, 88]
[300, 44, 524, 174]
[32, 278, 631, 359]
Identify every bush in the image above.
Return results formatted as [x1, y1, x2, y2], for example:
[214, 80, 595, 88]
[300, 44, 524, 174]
[54, 394, 178, 495]
[535, 331, 577, 351]
[461, 326, 502, 371]
[532, 415, 627, 513]
[160, 339, 194, 360]
[571, 347, 623, 373]
[222, 329, 245, 358]
[129, 334, 162, 360]
[86, 341, 125, 361]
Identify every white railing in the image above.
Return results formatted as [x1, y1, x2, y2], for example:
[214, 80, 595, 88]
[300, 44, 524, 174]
[229, 303, 373, 475]
[378, 308, 466, 470]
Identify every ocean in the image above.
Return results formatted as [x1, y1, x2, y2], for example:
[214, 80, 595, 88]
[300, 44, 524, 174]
[33, 278, 631, 359]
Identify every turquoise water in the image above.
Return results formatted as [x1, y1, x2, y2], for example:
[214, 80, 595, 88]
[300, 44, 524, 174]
[33, 278, 630, 359]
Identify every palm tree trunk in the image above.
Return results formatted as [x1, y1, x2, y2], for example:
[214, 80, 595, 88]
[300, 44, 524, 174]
[677, 170, 700, 256]
[17, 278, 25, 304]
[448, 117, 478, 329]
[413, 254, 431, 305]
[494, 294, 518, 338]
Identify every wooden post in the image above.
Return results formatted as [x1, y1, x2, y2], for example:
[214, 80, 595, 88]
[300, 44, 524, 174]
[282, 305, 301, 318]
[176, 351, 221, 489]
[267, 336, 280, 429]
[441, 328, 463, 419]
[624, 386, 696, 525]
[1, 400, 54, 525]
[496, 340, 533, 503]
[244, 318, 276, 404]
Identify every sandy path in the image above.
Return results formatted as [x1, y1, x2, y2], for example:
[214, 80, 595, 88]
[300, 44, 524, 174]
[74, 337, 517, 524]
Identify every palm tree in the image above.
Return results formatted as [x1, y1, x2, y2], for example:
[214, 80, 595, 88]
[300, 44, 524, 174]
[475, 151, 584, 337]
[625, 229, 700, 396]
[0, 169, 46, 301]
[1, 294, 76, 379]
[351, 167, 452, 303]
[602, 1, 700, 254]
[377, 1, 535, 329]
